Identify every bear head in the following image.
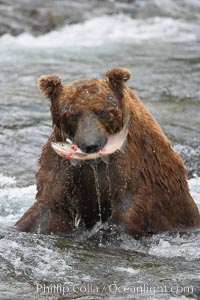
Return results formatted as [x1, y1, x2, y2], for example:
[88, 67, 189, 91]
[38, 68, 131, 154]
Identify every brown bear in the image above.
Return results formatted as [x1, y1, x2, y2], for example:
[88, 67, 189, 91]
[15, 68, 200, 236]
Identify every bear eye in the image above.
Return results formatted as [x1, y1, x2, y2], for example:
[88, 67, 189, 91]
[60, 103, 68, 113]
[106, 94, 114, 101]
[106, 94, 118, 107]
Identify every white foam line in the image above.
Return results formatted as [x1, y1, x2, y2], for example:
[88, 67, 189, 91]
[0, 173, 16, 188]
[0, 15, 198, 49]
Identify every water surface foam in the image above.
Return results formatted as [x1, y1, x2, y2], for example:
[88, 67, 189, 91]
[0, 15, 198, 50]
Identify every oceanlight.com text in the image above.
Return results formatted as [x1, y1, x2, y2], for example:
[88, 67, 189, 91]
[36, 283, 194, 296]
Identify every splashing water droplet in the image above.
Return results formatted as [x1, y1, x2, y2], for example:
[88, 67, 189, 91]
[91, 161, 102, 223]
[106, 164, 112, 210]
[90, 160, 103, 245]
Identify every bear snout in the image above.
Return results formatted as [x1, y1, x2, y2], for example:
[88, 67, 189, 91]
[74, 112, 108, 154]
[84, 143, 101, 154]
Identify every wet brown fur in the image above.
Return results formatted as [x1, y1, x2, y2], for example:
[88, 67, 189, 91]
[15, 68, 200, 236]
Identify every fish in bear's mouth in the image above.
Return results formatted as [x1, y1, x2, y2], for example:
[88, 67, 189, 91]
[51, 106, 130, 166]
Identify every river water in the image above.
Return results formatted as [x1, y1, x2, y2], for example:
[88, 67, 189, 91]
[0, 0, 200, 299]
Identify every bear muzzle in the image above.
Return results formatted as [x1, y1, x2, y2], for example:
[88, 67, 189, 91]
[74, 112, 108, 154]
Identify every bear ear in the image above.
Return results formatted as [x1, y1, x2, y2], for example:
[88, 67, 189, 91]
[105, 68, 131, 83]
[38, 75, 62, 100]
[104, 68, 131, 102]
